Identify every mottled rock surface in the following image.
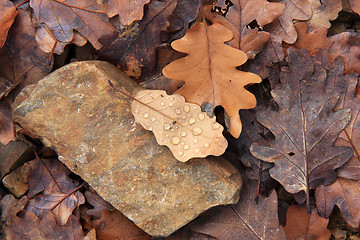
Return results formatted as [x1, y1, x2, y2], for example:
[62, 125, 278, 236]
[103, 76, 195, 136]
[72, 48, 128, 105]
[12, 61, 242, 237]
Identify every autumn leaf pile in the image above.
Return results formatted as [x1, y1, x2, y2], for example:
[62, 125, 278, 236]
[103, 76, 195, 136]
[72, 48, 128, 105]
[0, 0, 360, 239]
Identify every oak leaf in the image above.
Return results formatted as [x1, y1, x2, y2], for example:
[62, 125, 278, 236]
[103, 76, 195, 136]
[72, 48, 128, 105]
[30, 0, 115, 51]
[0, 0, 17, 48]
[307, 0, 342, 31]
[190, 178, 287, 240]
[250, 49, 353, 207]
[0, 100, 15, 145]
[106, 0, 150, 26]
[284, 205, 331, 240]
[264, 0, 312, 44]
[131, 89, 227, 162]
[162, 21, 262, 138]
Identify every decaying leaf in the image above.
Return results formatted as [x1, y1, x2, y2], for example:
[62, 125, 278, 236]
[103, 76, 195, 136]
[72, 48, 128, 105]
[106, 0, 150, 26]
[162, 21, 262, 138]
[91, 210, 151, 240]
[0, 0, 17, 48]
[284, 205, 331, 240]
[30, 0, 115, 51]
[0, 9, 53, 100]
[190, 178, 287, 240]
[250, 49, 353, 207]
[0, 194, 28, 223]
[4, 210, 85, 240]
[85, 190, 115, 219]
[307, 0, 342, 31]
[99, 0, 177, 79]
[0, 100, 15, 145]
[348, 0, 360, 15]
[26, 157, 85, 225]
[264, 0, 312, 44]
[131, 89, 227, 162]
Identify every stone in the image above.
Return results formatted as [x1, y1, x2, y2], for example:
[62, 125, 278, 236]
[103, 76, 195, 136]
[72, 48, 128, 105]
[12, 61, 242, 237]
[3, 162, 30, 198]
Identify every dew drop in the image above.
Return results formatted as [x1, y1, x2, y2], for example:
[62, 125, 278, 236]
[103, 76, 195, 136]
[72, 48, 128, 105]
[181, 115, 186, 119]
[160, 102, 165, 106]
[213, 123, 221, 129]
[150, 117, 155, 121]
[194, 148, 200, 153]
[180, 131, 187, 137]
[143, 113, 149, 118]
[192, 128, 202, 136]
[134, 108, 139, 113]
[188, 118, 196, 125]
[175, 108, 181, 114]
[148, 127, 152, 131]
[172, 136, 180, 145]
[183, 145, 189, 150]
[198, 113, 205, 120]
[169, 102, 174, 107]
[184, 105, 190, 112]
[178, 151, 183, 156]
[204, 143, 209, 148]
[164, 123, 170, 130]
[194, 139, 198, 144]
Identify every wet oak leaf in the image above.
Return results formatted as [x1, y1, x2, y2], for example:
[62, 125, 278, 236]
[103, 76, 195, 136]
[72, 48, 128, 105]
[284, 205, 331, 240]
[264, 0, 312, 44]
[99, 0, 177, 79]
[4, 210, 85, 240]
[91, 210, 151, 240]
[250, 49, 353, 207]
[131, 89, 228, 162]
[106, 0, 151, 26]
[316, 177, 360, 228]
[307, 0, 342, 31]
[190, 178, 287, 240]
[0, 0, 18, 48]
[162, 21, 262, 138]
[30, 0, 115, 51]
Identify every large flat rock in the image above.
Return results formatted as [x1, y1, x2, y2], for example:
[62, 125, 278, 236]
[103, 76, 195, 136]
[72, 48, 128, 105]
[12, 61, 242, 237]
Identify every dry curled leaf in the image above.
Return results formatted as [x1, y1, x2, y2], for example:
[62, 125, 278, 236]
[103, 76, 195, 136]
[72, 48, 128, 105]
[0, 0, 17, 48]
[250, 49, 353, 207]
[106, 0, 150, 26]
[162, 21, 262, 138]
[30, 0, 115, 51]
[307, 0, 342, 31]
[284, 205, 331, 240]
[131, 89, 227, 162]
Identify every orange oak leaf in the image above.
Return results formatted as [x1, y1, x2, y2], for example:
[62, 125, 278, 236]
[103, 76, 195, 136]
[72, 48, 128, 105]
[284, 205, 331, 240]
[30, 0, 115, 50]
[250, 50, 353, 208]
[162, 21, 262, 138]
[264, 0, 312, 44]
[106, 0, 150, 26]
[307, 0, 342, 31]
[0, 0, 18, 48]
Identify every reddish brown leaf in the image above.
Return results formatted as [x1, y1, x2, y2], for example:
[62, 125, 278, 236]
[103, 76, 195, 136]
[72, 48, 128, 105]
[316, 177, 360, 228]
[99, 0, 177, 79]
[4, 210, 85, 240]
[91, 210, 151, 240]
[0, 100, 15, 145]
[106, 0, 150, 26]
[190, 178, 287, 240]
[307, 0, 342, 31]
[264, 0, 312, 44]
[30, 0, 115, 51]
[347, 0, 360, 15]
[0, 0, 17, 48]
[0, 194, 28, 223]
[0, 9, 53, 100]
[85, 190, 114, 219]
[284, 205, 330, 240]
[250, 49, 353, 207]
[162, 20, 262, 138]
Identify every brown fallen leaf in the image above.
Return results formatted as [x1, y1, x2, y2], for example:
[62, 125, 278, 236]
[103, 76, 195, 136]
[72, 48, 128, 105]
[0, 194, 28, 224]
[4, 210, 85, 240]
[85, 190, 115, 219]
[0, 100, 15, 145]
[98, 0, 177, 79]
[26, 157, 85, 225]
[307, 0, 342, 31]
[162, 20, 262, 138]
[0, 8, 53, 100]
[190, 178, 287, 240]
[264, 0, 312, 44]
[250, 49, 353, 208]
[0, 0, 18, 48]
[284, 205, 331, 240]
[91, 210, 151, 240]
[30, 0, 115, 51]
[129, 89, 227, 162]
[106, 0, 150, 26]
[347, 0, 360, 15]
